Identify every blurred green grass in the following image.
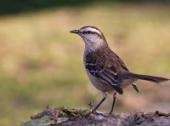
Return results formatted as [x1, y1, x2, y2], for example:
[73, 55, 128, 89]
[0, 4, 170, 126]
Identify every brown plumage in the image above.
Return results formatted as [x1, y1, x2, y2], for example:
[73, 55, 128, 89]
[70, 25, 169, 114]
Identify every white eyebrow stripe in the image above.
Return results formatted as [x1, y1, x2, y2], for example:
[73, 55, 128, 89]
[84, 27, 101, 35]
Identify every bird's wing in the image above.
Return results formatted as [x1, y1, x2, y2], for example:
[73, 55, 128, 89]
[110, 51, 129, 72]
[85, 56, 123, 94]
[110, 52, 141, 93]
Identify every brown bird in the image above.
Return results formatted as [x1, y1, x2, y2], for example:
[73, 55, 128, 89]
[70, 26, 169, 114]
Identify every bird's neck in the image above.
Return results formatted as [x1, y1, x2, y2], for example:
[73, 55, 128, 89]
[84, 40, 108, 54]
[84, 41, 109, 57]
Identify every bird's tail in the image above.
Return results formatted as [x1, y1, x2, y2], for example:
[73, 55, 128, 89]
[124, 72, 169, 83]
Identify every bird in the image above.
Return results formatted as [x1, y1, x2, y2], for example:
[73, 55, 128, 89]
[70, 25, 169, 115]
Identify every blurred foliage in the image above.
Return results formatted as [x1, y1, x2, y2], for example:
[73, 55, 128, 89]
[0, 0, 170, 15]
[0, 0, 93, 14]
[0, 3, 170, 126]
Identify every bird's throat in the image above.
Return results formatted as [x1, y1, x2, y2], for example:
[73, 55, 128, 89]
[84, 39, 107, 53]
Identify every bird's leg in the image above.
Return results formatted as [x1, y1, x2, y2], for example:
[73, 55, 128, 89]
[91, 96, 106, 113]
[132, 83, 140, 93]
[109, 92, 117, 115]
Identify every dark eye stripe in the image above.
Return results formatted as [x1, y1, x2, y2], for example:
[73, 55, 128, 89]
[83, 31, 97, 34]
[81, 30, 102, 38]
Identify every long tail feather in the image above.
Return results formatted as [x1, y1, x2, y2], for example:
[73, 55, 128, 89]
[125, 72, 169, 83]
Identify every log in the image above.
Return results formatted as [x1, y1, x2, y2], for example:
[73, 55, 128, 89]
[21, 107, 170, 126]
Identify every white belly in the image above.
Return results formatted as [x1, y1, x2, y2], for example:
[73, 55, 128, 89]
[86, 70, 135, 93]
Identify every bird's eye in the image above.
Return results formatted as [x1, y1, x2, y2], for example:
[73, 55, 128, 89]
[83, 31, 91, 34]
[87, 31, 91, 34]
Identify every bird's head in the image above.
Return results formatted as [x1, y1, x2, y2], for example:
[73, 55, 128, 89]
[70, 26, 108, 51]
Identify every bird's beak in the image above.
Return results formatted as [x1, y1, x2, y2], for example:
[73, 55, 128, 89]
[70, 29, 80, 34]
